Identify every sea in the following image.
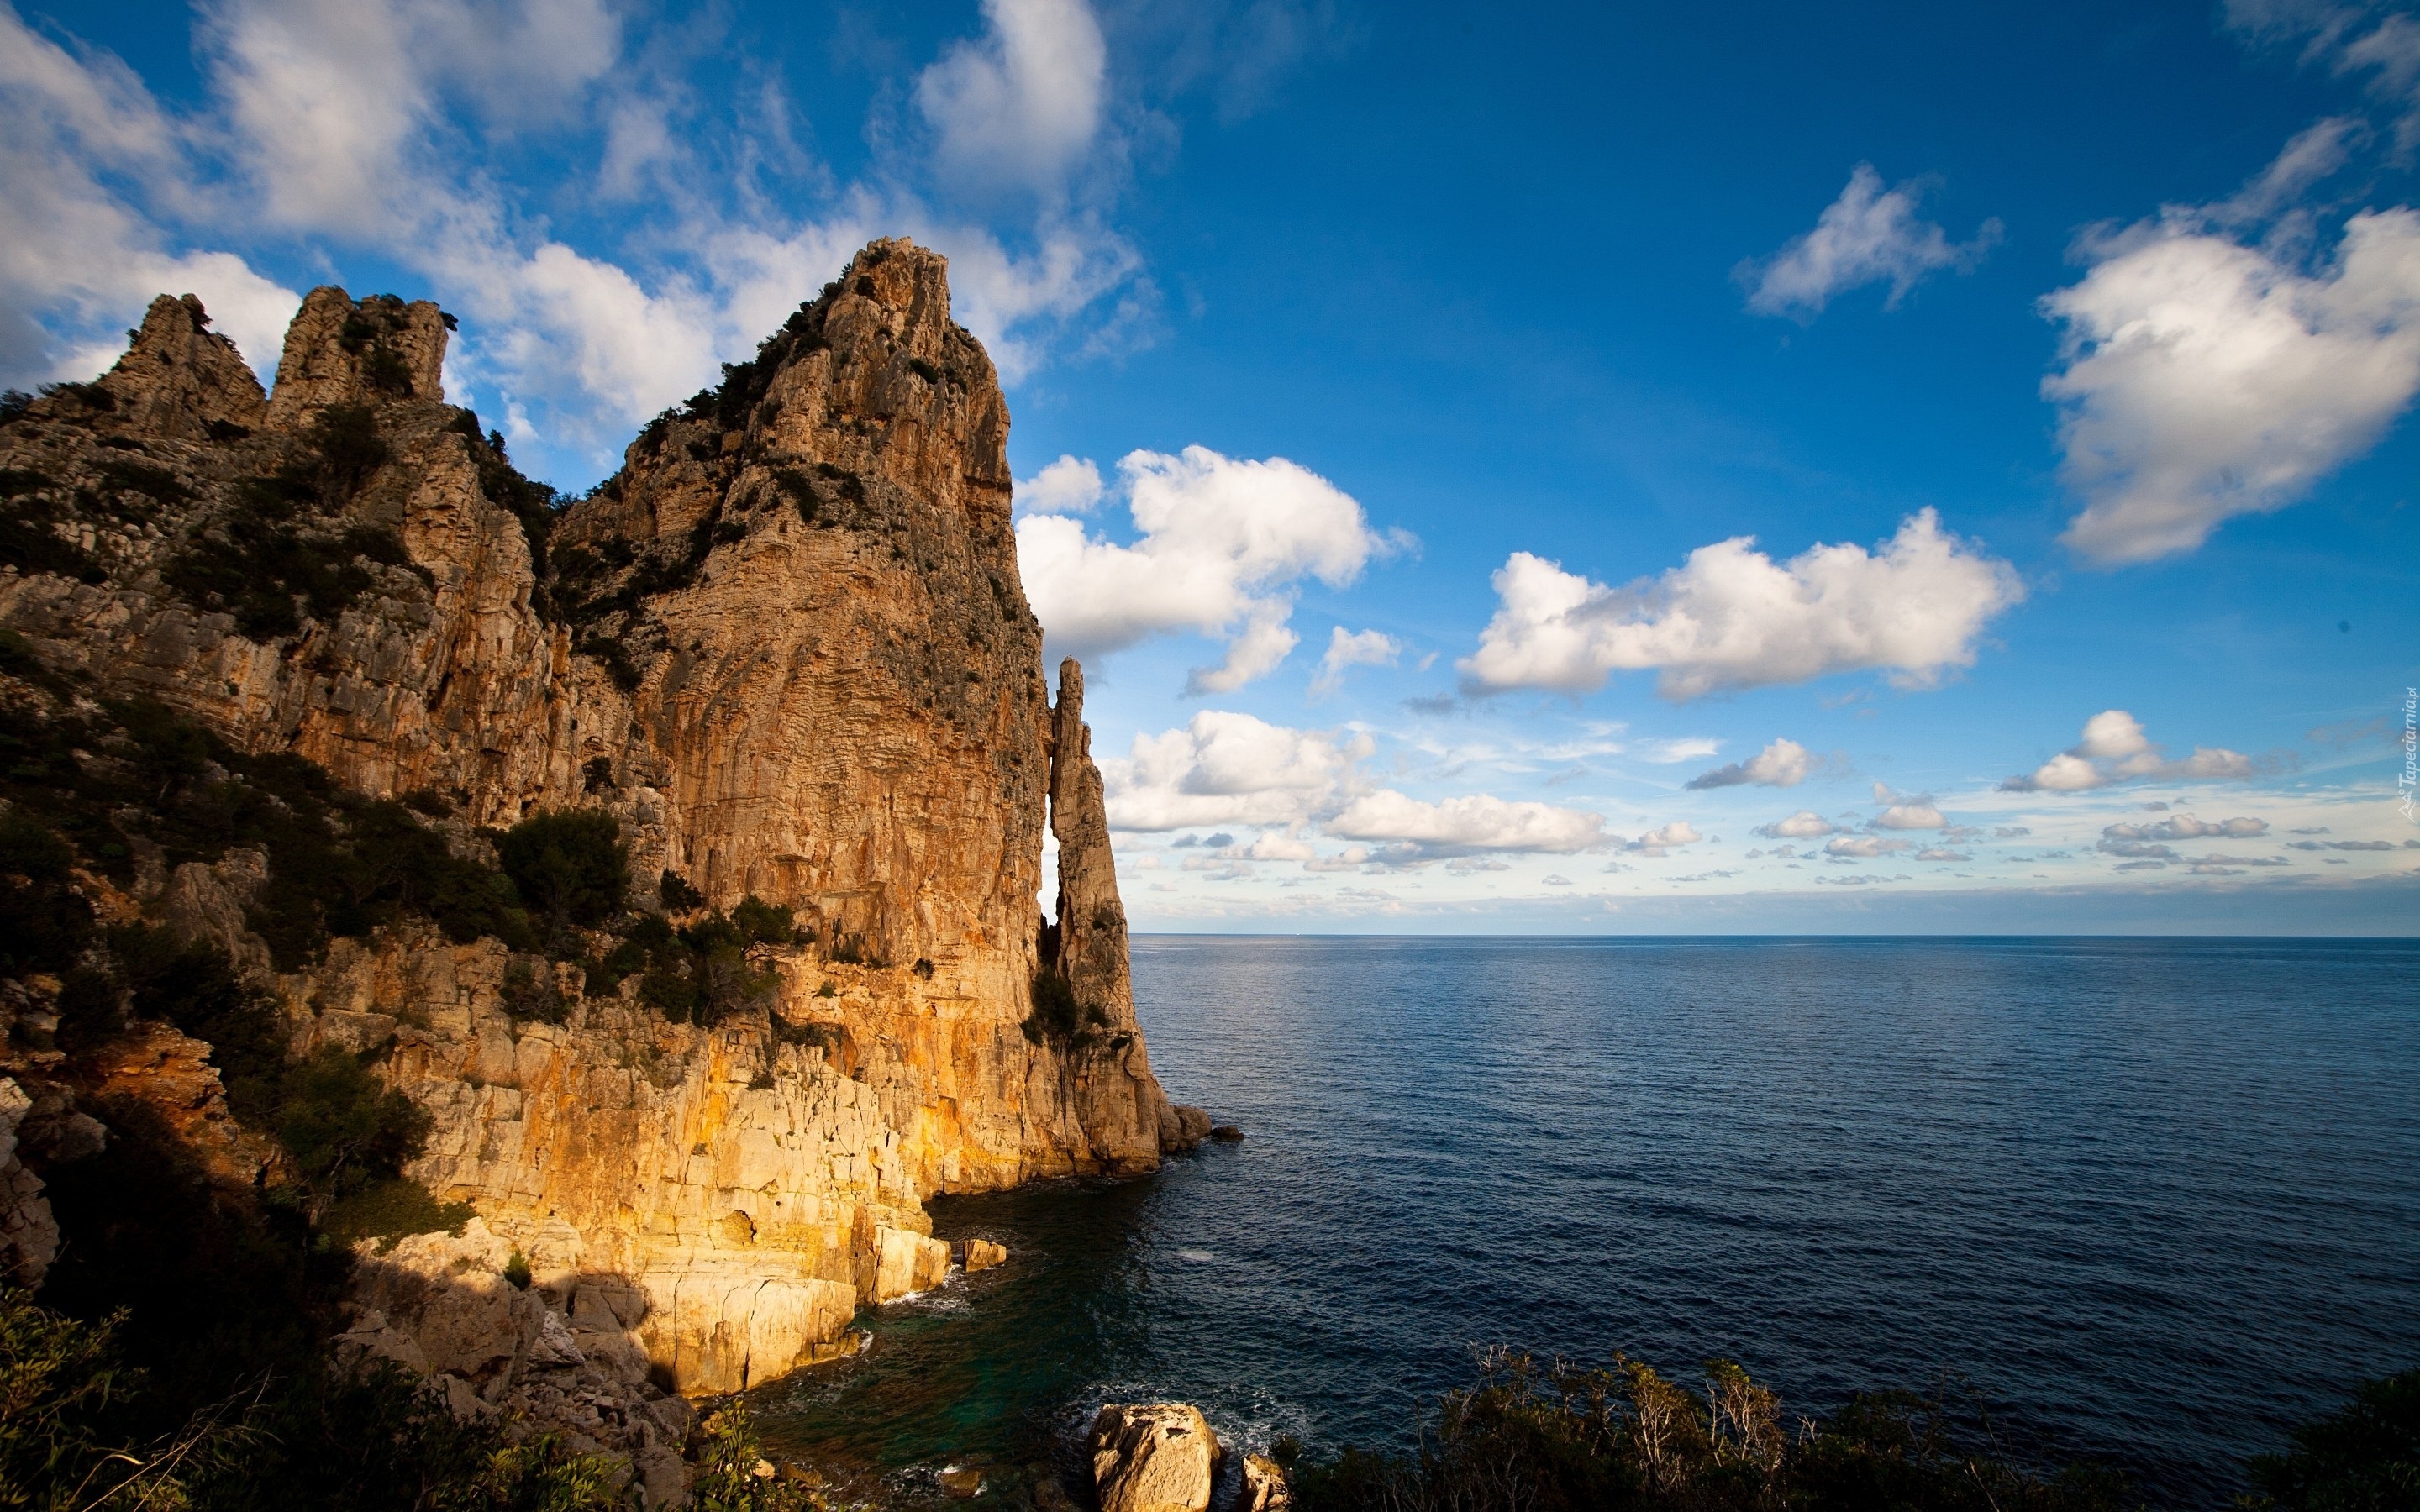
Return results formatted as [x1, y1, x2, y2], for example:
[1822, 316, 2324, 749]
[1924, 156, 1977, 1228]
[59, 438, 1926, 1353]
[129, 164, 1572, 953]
[754, 936, 2420, 1508]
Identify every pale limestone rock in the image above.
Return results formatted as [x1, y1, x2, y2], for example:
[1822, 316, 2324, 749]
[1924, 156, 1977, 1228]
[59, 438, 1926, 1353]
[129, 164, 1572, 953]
[266, 286, 448, 427]
[160, 848, 272, 974]
[1050, 658, 1178, 1165]
[74, 1022, 271, 1186]
[0, 243, 1202, 1424]
[964, 1238, 1007, 1272]
[96, 294, 268, 442]
[1092, 1404, 1221, 1512]
[869, 1224, 952, 1302]
[339, 1217, 692, 1504]
[1238, 1455, 1292, 1512]
[1167, 1105, 1213, 1152]
[0, 1079, 58, 1285]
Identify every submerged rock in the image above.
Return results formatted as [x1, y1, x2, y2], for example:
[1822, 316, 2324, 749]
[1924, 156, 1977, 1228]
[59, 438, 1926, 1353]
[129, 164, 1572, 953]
[1210, 1125, 1244, 1143]
[1092, 1403, 1220, 1512]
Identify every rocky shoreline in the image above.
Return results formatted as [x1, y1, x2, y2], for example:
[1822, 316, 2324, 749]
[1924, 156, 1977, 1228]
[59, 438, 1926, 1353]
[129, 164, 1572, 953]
[0, 235, 1237, 1508]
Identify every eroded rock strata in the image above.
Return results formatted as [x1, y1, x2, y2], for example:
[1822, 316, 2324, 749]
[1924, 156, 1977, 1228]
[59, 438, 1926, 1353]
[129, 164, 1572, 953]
[0, 240, 1184, 1428]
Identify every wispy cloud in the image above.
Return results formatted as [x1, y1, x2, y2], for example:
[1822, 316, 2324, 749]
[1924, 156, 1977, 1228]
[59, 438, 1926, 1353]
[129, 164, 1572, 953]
[1738, 163, 2001, 319]
[0, 0, 1162, 481]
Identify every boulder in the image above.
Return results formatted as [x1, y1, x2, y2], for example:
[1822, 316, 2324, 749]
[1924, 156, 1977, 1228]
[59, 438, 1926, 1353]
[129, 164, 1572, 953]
[965, 1238, 1007, 1273]
[871, 1225, 952, 1301]
[1209, 1126, 1244, 1143]
[1092, 1403, 1220, 1512]
[1237, 1454, 1292, 1512]
[939, 1467, 985, 1499]
[0, 1079, 58, 1286]
[1164, 1105, 1214, 1152]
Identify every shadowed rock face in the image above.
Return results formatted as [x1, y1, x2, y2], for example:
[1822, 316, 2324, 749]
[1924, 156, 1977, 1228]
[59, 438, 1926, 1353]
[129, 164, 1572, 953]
[0, 238, 1173, 1395]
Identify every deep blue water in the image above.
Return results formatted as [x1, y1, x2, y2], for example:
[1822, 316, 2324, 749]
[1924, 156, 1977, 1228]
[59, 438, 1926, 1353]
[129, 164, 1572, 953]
[756, 937, 2420, 1507]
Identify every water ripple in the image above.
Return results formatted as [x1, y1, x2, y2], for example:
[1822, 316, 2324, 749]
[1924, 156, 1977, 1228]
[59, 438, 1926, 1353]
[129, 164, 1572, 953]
[757, 937, 2420, 1508]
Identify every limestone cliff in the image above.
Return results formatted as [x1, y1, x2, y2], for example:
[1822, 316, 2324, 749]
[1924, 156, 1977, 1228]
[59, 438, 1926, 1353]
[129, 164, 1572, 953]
[0, 239, 1184, 1405]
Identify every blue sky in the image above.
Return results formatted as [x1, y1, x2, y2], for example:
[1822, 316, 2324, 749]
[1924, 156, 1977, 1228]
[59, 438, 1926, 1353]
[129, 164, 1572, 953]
[5, 0, 2417, 932]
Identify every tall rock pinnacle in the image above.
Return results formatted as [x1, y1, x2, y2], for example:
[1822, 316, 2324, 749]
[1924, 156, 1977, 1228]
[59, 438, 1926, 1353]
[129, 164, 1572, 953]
[0, 236, 1183, 1398]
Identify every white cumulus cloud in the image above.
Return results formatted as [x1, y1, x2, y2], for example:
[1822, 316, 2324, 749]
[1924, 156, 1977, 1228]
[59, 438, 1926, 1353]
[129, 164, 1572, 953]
[2002, 711, 2259, 791]
[1018, 445, 1395, 694]
[2043, 115, 2420, 564]
[1459, 509, 2023, 701]
[1686, 738, 1811, 790]
[1016, 454, 1105, 513]
[1310, 627, 1402, 697]
[0, 0, 1158, 477]
[0, 5, 301, 377]
[1739, 163, 2001, 319]
[917, 0, 1107, 197]
[1869, 782, 1946, 830]
[1826, 835, 1911, 859]
[2103, 815, 2270, 841]
[1326, 790, 1611, 859]
[1102, 712, 1370, 832]
[1754, 811, 1839, 839]
[1625, 821, 1702, 855]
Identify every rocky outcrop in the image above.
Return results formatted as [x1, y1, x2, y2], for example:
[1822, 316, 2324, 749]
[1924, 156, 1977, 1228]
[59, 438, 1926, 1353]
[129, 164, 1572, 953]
[264, 286, 450, 426]
[1092, 1404, 1222, 1512]
[0, 240, 1184, 1409]
[0, 1078, 59, 1284]
[97, 294, 269, 443]
[1238, 1455, 1292, 1512]
[1048, 659, 1179, 1159]
[964, 1238, 1007, 1273]
[335, 1218, 694, 1508]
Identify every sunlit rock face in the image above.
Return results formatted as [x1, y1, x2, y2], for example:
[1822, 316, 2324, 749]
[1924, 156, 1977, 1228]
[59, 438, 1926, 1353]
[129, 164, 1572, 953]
[0, 238, 1172, 1394]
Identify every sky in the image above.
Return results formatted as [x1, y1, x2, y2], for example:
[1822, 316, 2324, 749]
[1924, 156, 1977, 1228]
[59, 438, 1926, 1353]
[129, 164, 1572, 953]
[4, 0, 2417, 933]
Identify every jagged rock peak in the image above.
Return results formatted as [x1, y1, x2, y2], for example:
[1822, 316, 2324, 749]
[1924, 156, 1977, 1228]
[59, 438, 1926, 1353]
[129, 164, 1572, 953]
[607, 235, 1010, 514]
[95, 293, 268, 442]
[266, 286, 450, 428]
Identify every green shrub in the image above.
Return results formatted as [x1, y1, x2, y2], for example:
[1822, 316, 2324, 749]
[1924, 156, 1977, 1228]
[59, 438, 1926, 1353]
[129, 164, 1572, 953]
[500, 956, 570, 1024]
[318, 1178, 474, 1254]
[689, 1399, 813, 1512]
[160, 511, 391, 639]
[4, 701, 329, 958]
[1291, 1347, 2139, 1512]
[1022, 969, 1104, 1047]
[0, 810, 95, 978]
[0, 478, 108, 584]
[0, 1289, 140, 1509]
[497, 809, 629, 930]
[2, 1293, 630, 1512]
[730, 894, 795, 947]
[660, 869, 706, 913]
[273, 1047, 434, 1221]
[104, 924, 287, 1119]
[2246, 1368, 2420, 1510]
[501, 1250, 531, 1292]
